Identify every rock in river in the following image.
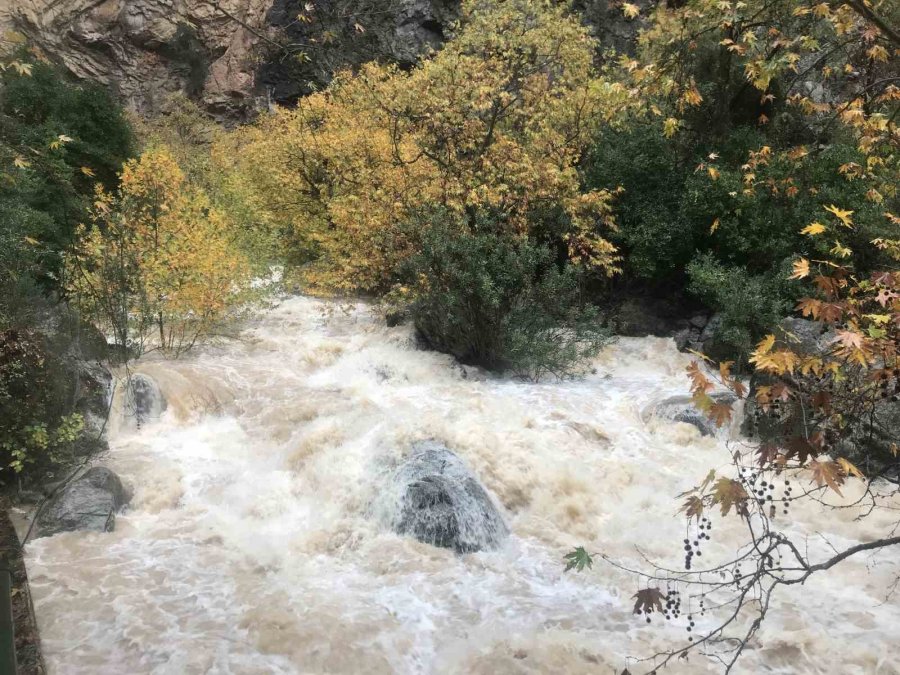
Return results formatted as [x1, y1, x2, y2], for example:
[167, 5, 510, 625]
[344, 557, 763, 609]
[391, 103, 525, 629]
[387, 441, 508, 553]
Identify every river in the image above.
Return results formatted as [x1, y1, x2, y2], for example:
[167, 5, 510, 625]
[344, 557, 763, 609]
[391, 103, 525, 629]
[24, 296, 900, 674]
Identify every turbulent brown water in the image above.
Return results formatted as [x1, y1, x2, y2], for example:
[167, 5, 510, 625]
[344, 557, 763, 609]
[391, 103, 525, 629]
[25, 296, 900, 674]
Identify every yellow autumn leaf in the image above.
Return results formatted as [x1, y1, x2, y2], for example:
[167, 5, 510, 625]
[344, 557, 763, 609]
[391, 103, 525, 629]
[837, 458, 864, 479]
[756, 334, 776, 355]
[80, 166, 96, 177]
[663, 117, 681, 138]
[830, 241, 852, 258]
[824, 204, 853, 227]
[801, 222, 826, 235]
[710, 217, 720, 234]
[707, 166, 720, 180]
[621, 2, 640, 19]
[789, 257, 810, 279]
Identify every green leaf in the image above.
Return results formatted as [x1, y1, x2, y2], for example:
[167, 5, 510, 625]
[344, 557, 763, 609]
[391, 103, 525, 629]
[564, 546, 593, 572]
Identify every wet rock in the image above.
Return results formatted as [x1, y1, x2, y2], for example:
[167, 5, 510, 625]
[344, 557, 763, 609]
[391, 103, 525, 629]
[124, 373, 166, 427]
[35, 467, 131, 538]
[774, 317, 835, 356]
[689, 314, 709, 330]
[651, 393, 737, 437]
[389, 441, 507, 553]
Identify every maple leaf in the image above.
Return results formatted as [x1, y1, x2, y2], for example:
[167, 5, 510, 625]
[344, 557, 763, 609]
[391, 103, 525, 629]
[824, 204, 853, 227]
[837, 457, 864, 479]
[632, 588, 665, 615]
[621, 2, 640, 19]
[663, 117, 681, 138]
[564, 546, 593, 572]
[834, 329, 864, 350]
[80, 166, 95, 177]
[712, 478, 748, 516]
[687, 362, 713, 396]
[680, 495, 704, 519]
[709, 402, 733, 428]
[874, 289, 897, 307]
[810, 460, 845, 496]
[801, 222, 826, 236]
[710, 217, 720, 234]
[707, 166, 720, 180]
[786, 435, 820, 464]
[756, 334, 776, 354]
[790, 258, 810, 279]
[756, 443, 779, 467]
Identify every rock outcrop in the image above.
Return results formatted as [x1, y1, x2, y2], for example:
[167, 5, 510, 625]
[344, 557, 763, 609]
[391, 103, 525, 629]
[2, 0, 458, 118]
[386, 441, 507, 553]
[35, 467, 131, 538]
[4, 0, 274, 118]
[2, 0, 658, 119]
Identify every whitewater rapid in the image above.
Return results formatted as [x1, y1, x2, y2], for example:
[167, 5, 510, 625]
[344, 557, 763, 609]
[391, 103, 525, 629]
[25, 296, 900, 674]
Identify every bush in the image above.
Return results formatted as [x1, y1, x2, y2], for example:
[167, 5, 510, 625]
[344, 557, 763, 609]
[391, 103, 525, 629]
[584, 122, 894, 360]
[686, 254, 796, 361]
[0, 328, 84, 483]
[0, 56, 134, 287]
[403, 221, 610, 379]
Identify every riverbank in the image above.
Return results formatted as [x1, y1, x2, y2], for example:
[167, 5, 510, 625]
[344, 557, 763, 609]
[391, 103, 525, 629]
[0, 506, 44, 674]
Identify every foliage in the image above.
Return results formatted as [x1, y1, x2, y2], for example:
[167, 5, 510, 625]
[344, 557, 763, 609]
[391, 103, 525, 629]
[66, 147, 255, 357]
[403, 219, 610, 380]
[585, 94, 894, 361]
[0, 328, 84, 481]
[568, 0, 900, 670]
[686, 254, 796, 359]
[229, 0, 631, 293]
[0, 48, 134, 288]
[137, 95, 283, 267]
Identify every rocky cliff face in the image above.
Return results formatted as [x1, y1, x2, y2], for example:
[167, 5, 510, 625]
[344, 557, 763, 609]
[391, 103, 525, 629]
[3, 0, 273, 119]
[1, 0, 648, 119]
[1, 0, 459, 119]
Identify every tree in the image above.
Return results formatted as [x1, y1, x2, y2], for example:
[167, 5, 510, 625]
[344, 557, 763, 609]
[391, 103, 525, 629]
[228, 0, 632, 292]
[66, 147, 255, 358]
[567, 0, 900, 671]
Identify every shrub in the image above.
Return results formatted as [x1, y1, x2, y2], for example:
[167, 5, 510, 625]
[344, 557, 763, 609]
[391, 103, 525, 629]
[403, 221, 610, 379]
[584, 121, 894, 360]
[0, 329, 84, 483]
[686, 254, 796, 361]
[0, 55, 134, 287]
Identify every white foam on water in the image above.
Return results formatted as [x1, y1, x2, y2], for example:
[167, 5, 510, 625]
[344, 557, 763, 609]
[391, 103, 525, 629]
[25, 296, 900, 674]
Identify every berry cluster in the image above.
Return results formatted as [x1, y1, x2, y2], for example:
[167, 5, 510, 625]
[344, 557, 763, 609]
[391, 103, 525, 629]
[683, 516, 712, 569]
[663, 588, 681, 621]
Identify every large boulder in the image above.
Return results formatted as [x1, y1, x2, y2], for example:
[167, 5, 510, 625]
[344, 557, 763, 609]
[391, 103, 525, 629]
[35, 467, 130, 538]
[386, 441, 508, 553]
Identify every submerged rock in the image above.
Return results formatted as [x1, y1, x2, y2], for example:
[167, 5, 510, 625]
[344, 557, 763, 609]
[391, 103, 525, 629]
[124, 373, 166, 427]
[388, 441, 508, 553]
[650, 393, 737, 437]
[35, 467, 131, 538]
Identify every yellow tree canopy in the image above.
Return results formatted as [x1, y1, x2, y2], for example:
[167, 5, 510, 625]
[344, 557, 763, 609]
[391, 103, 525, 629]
[228, 0, 632, 292]
[67, 147, 253, 356]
